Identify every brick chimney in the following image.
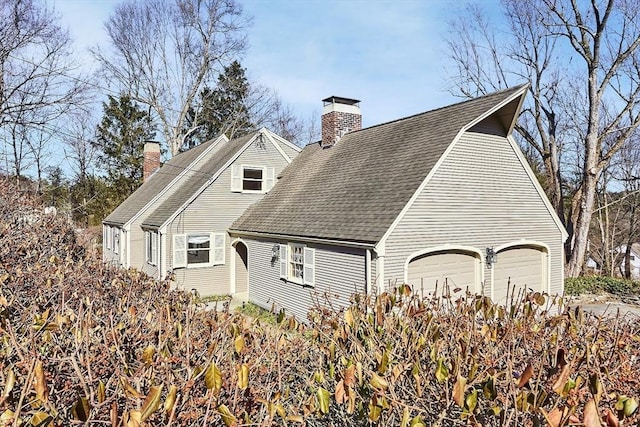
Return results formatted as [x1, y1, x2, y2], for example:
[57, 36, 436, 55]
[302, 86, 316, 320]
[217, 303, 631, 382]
[321, 96, 361, 148]
[143, 141, 160, 182]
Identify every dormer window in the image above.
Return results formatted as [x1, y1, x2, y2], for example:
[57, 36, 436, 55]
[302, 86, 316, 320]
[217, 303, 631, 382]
[243, 167, 263, 191]
[231, 165, 275, 193]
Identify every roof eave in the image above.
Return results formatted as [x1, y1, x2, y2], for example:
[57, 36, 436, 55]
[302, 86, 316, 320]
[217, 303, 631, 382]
[229, 229, 377, 249]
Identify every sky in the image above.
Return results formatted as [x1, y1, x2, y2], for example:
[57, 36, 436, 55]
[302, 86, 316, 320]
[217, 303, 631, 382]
[52, 0, 503, 131]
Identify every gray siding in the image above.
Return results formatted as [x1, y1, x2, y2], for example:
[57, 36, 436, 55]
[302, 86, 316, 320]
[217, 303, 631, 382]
[110, 139, 228, 271]
[166, 139, 292, 296]
[274, 138, 301, 161]
[103, 226, 125, 267]
[245, 238, 367, 321]
[384, 130, 564, 297]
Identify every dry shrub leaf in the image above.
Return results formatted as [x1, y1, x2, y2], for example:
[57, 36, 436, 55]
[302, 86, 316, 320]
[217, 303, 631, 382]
[344, 365, 356, 387]
[140, 385, 163, 421]
[164, 385, 177, 415]
[218, 404, 237, 427]
[34, 360, 48, 402]
[603, 408, 619, 427]
[517, 361, 534, 388]
[583, 399, 600, 427]
[552, 364, 572, 395]
[452, 375, 467, 407]
[335, 379, 346, 404]
[541, 407, 562, 427]
[237, 364, 249, 390]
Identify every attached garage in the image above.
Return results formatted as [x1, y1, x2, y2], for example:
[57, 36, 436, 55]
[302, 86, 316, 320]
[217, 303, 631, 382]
[407, 249, 481, 297]
[492, 244, 548, 304]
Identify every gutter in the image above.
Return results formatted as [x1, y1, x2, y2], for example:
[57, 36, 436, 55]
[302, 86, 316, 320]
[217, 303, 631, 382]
[229, 229, 376, 250]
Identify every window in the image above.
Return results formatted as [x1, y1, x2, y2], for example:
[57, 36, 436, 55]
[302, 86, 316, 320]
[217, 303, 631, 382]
[631, 255, 636, 261]
[173, 233, 225, 268]
[105, 225, 111, 250]
[145, 231, 158, 265]
[279, 243, 315, 286]
[112, 228, 120, 255]
[231, 165, 275, 193]
[243, 167, 263, 191]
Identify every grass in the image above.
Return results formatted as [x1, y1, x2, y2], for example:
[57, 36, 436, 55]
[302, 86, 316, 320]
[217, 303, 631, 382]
[236, 301, 277, 323]
[191, 294, 231, 304]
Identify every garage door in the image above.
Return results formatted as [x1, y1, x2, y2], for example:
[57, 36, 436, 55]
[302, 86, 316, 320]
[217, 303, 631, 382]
[493, 245, 546, 304]
[407, 250, 480, 297]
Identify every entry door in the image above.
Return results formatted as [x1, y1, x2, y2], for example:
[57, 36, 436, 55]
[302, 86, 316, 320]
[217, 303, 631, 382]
[234, 242, 248, 293]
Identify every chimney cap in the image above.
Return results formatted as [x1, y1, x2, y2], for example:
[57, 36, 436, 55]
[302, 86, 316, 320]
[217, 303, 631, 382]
[322, 96, 360, 107]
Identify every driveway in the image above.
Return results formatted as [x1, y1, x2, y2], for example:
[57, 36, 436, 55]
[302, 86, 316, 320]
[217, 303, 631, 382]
[569, 294, 640, 320]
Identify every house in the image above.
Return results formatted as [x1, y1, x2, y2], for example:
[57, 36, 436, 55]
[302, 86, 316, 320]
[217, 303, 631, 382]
[229, 86, 568, 320]
[102, 128, 300, 297]
[617, 243, 640, 279]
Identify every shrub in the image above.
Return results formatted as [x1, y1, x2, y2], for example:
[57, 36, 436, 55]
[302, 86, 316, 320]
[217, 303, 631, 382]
[565, 275, 640, 296]
[0, 181, 638, 426]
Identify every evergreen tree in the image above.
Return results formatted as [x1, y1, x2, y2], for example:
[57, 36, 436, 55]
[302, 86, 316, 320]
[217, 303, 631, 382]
[184, 61, 253, 149]
[95, 94, 155, 204]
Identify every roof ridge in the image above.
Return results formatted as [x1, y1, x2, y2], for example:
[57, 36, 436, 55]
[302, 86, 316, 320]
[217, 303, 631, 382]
[347, 84, 527, 136]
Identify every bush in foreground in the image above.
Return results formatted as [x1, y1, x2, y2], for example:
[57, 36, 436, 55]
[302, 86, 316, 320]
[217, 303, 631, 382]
[0, 182, 638, 426]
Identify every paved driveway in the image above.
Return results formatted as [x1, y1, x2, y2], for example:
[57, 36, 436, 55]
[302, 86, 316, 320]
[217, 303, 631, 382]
[570, 299, 640, 320]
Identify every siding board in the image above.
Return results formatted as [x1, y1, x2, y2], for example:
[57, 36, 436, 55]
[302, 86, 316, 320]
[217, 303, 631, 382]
[385, 130, 564, 297]
[246, 238, 367, 321]
[166, 138, 293, 296]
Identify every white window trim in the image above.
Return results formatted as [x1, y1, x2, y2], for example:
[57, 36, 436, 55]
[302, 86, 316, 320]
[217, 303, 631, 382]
[145, 231, 158, 266]
[112, 228, 120, 255]
[231, 165, 275, 194]
[279, 243, 315, 286]
[105, 225, 112, 250]
[173, 232, 225, 269]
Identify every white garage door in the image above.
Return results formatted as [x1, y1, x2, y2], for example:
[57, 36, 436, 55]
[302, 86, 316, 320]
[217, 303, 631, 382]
[493, 245, 546, 304]
[407, 250, 480, 297]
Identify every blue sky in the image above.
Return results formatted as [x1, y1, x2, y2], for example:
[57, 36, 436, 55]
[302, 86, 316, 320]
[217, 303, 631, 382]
[53, 0, 501, 129]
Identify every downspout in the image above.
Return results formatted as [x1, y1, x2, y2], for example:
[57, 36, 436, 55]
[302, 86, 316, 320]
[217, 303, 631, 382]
[158, 232, 163, 281]
[374, 240, 385, 294]
[365, 249, 371, 295]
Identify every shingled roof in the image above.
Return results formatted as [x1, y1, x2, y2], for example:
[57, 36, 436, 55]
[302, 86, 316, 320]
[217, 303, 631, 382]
[141, 131, 258, 228]
[230, 86, 527, 244]
[103, 137, 223, 226]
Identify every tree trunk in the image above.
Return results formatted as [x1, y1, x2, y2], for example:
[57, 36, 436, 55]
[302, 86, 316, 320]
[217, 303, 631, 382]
[624, 242, 632, 279]
[567, 171, 598, 277]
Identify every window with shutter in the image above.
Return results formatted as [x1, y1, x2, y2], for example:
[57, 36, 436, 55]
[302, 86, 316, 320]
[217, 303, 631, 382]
[213, 233, 225, 265]
[113, 229, 119, 254]
[173, 234, 187, 268]
[303, 247, 315, 286]
[233, 165, 270, 193]
[146, 231, 158, 265]
[265, 167, 275, 191]
[279, 244, 288, 279]
[105, 226, 111, 250]
[231, 165, 242, 192]
[280, 243, 315, 286]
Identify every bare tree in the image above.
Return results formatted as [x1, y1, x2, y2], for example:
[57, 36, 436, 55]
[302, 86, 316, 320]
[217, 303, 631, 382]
[446, 0, 640, 277]
[447, 1, 570, 235]
[92, 0, 249, 156]
[0, 0, 88, 179]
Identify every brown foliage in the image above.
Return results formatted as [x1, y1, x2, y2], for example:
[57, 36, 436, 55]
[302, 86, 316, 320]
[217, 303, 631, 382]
[0, 181, 639, 425]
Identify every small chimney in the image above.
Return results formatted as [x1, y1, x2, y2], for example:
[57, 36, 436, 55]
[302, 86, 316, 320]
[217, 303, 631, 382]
[143, 141, 160, 182]
[321, 96, 361, 148]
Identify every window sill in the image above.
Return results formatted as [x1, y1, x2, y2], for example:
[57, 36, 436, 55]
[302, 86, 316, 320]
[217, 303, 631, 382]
[281, 277, 314, 288]
[184, 262, 224, 269]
